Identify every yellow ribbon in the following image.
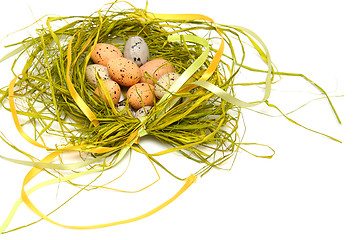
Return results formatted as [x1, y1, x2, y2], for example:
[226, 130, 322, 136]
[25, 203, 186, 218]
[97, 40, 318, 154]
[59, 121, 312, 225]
[19, 150, 197, 229]
[150, 13, 225, 84]
[2, 9, 237, 233]
[66, 33, 100, 127]
[150, 14, 274, 109]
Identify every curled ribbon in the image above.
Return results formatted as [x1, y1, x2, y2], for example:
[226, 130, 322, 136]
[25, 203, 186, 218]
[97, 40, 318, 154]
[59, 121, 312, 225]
[1, 33, 211, 233]
[1, 5, 274, 232]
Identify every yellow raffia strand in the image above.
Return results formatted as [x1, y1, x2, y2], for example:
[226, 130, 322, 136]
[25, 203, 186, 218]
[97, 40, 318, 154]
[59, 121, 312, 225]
[66, 33, 99, 127]
[0, 0, 341, 234]
[1, 31, 210, 233]
[20, 152, 196, 230]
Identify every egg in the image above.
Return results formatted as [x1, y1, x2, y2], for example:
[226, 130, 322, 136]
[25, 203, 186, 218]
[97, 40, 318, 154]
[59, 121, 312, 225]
[123, 36, 150, 67]
[116, 99, 127, 107]
[134, 106, 152, 118]
[94, 80, 121, 105]
[127, 83, 155, 109]
[91, 43, 123, 66]
[85, 64, 112, 88]
[117, 105, 126, 113]
[115, 100, 135, 116]
[116, 106, 135, 117]
[107, 57, 141, 86]
[139, 59, 175, 85]
[154, 72, 180, 99]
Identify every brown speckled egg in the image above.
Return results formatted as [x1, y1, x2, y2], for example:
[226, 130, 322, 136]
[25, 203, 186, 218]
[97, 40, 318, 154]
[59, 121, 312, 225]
[139, 59, 175, 85]
[95, 80, 121, 106]
[107, 58, 141, 86]
[91, 43, 123, 66]
[127, 83, 155, 109]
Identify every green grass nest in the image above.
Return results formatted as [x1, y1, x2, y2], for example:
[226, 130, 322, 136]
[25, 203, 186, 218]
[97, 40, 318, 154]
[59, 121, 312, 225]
[0, 1, 341, 233]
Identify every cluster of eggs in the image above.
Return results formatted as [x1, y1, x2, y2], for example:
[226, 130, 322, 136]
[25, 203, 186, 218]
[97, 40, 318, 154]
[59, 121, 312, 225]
[85, 36, 180, 118]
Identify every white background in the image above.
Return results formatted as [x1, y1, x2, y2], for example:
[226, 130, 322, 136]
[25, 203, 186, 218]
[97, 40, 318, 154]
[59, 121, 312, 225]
[0, 0, 357, 239]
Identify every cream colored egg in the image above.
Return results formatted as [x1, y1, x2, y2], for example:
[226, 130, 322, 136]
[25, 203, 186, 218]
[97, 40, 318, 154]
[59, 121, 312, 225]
[116, 106, 135, 117]
[139, 59, 175, 85]
[127, 83, 155, 109]
[107, 58, 141, 86]
[95, 80, 121, 105]
[91, 43, 123, 66]
[85, 64, 111, 88]
[115, 100, 135, 116]
[134, 106, 152, 118]
[117, 105, 126, 113]
[154, 72, 180, 99]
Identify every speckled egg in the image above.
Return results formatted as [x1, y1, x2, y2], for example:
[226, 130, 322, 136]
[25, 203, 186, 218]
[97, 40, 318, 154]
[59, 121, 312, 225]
[127, 83, 155, 109]
[116, 99, 127, 107]
[94, 80, 121, 106]
[123, 36, 150, 67]
[139, 59, 175, 85]
[107, 58, 142, 87]
[154, 72, 180, 99]
[134, 106, 152, 118]
[116, 106, 135, 117]
[115, 100, 135, 116]
[91, 43, 123, 66]
[85, 64, 112, 88]
[117, 105, 126, 113]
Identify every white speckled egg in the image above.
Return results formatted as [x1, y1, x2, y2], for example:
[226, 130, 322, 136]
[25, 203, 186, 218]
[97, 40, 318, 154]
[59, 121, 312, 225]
[123, 36, 150, 67]
[94, 80, 121, 106]
[154, 72, 180, 99]
[85, 64, 112, 88]
[134, 106, 152, 118]
[116, 106, 135, 117]
[115, 100, 135, 116]
[116, 105, 126, 113]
